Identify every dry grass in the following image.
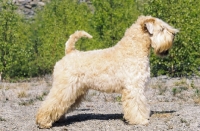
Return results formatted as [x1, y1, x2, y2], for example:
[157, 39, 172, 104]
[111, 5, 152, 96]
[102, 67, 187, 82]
[172, 86, 188, 96]
[0, 85, 3, 89]
[151, 81, 167, 95]
[16, 83, 30, 98]
[193, 89, 200, 104]
[173, 78, 195, 89]
[174, 78, 187, 86]
[37, 78, 49, 86]
[18, 92, 48, 106]
[5, 84, 15, 90]
[19, 83, 30, 88]
[18, 99, 34, 106]
[30, 77, 49, 87]
[172, 78, 198, 98]
[36, 92, 48, 101]
[18, 90, 27, 98]
[194, 98, 200, 104]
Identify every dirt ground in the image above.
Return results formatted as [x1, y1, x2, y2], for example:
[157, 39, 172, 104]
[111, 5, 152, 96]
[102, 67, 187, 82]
[0, 75, 200, 131]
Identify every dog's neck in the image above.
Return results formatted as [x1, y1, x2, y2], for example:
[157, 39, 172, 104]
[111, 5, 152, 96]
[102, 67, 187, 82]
[115, 25, 151, 58]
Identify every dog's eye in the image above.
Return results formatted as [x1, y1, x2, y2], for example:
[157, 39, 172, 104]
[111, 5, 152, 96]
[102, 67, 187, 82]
[170, 32, 176, 38]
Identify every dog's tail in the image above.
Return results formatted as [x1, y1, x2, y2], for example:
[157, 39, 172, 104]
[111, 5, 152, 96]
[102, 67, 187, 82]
[65, 31, 93, 54]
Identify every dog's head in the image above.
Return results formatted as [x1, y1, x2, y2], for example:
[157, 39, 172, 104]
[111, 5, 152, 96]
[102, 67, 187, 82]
[139, 16, 179, 56]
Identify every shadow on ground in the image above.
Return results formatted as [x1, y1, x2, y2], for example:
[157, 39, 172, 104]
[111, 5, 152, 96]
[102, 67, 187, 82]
[53, 110, 176, 127]
[150, 110, 176, 116]
[53, 113, 124, 127]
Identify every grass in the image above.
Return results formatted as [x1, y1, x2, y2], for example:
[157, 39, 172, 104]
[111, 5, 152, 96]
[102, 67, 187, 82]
[172, 88, 178, 96]
[0, 83, 18, 90]
[180, 118, 187, 123]
[180, 118, 190, 126]
[18, 99, 34, 106]
[191, 80, 195, 88]
[158, 85, 167, 95]
[12, 83, 30, 90]
[115, 96, 122, 102]
[174, 78, 196, 89]
[172, 86, 188, 96]
[172, 78, 196, 97]
[17, 83, 30, 98]
[18, 90, 27, 98]
[0, 116, 6, 121]
[0, 85, 3, 89]
[151, 81, 167, 95]
[194, 89, 200, 104]
[174, 78, 187, 86]
[18, 92, 48, 106]
[36, 92, 48, 101]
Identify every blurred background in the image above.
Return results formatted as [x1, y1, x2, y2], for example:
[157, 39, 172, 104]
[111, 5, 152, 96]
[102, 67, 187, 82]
[0, 0, 199, 80]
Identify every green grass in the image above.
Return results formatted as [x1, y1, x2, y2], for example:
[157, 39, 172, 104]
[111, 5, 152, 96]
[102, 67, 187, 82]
[0, 116, 6, 121]
[115, 96, 122, 102]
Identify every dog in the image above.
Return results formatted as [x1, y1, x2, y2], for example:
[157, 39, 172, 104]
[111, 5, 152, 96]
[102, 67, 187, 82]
[36, 16, 178, 128]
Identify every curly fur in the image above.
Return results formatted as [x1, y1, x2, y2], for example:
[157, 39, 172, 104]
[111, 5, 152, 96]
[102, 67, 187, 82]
[36, 16, 178, 128]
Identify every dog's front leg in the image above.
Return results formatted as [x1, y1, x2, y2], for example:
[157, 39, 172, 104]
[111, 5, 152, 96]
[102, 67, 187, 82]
[122, 87, 150, 125]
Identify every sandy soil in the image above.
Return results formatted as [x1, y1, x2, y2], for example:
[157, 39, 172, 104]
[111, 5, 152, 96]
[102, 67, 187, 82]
[0, 75, 200, 131]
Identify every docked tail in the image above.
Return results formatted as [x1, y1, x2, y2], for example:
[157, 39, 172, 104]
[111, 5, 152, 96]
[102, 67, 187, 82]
[65, 31, 92, 54]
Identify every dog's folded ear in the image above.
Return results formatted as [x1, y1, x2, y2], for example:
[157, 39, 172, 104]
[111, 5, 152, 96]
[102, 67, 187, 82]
[145, 22, 154, 35]
[142, 17, 155, 35]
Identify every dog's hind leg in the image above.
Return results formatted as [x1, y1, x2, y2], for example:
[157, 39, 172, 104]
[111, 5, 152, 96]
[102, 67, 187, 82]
[122, 88, 150, 125]
[67, 91, 88, 113]
[36, 81, 85, 128]
[57, 92, 87, 122]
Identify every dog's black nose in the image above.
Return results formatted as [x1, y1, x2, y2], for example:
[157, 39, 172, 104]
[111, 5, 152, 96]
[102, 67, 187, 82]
[159, 50, 169, 56]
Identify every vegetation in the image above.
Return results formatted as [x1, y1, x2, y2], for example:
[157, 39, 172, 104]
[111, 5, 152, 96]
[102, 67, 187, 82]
[30, 0, 94, 75]
[0, 0, 199, 80]
[91, 0, 139, 48]
[142, 0, 200, 77]
[0, 0, 33, 79]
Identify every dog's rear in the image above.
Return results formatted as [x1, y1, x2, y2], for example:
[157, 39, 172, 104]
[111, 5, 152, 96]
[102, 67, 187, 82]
[65, 31, 92, 54]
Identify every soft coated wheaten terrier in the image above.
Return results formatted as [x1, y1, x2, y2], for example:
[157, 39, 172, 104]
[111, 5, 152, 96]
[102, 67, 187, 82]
[36, 16, 178, 128]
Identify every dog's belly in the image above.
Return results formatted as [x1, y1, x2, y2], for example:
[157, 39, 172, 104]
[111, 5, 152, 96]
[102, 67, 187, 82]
[81, 74, 123, 93]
